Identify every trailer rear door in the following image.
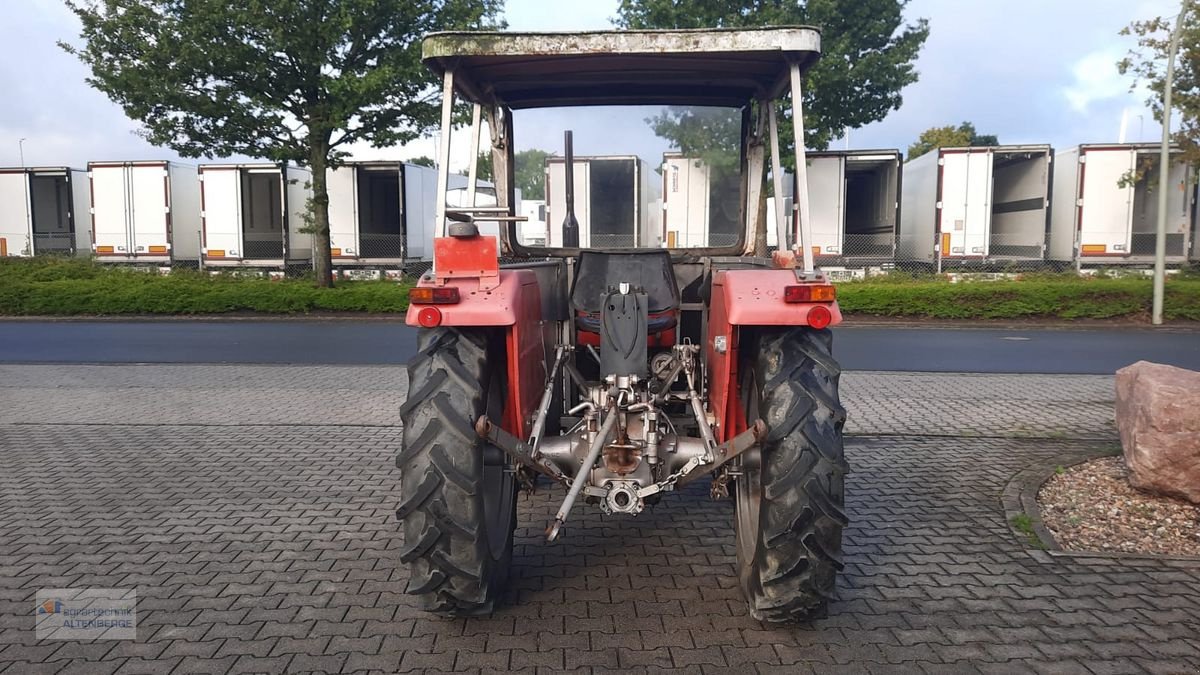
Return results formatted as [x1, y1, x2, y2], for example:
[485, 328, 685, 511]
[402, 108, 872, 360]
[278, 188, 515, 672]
[0, 172, 30, 256]
[90, 165, 130, 256]
[662, 156, 711, 247]
[1078, 149, 1133, 256]
[130, 164, 170, 256]
[201, 168, 242, 259]
[403, 164, 435, 260]
[939, 151, 992, 257]
[807, 156, 843, 256]
[327, 166, 358, 258]
[28, 173, 75, 254]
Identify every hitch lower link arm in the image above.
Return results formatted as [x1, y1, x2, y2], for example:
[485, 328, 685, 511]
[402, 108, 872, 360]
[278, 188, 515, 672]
[547, 400, 619, 542]
[474, 416, 568, 484]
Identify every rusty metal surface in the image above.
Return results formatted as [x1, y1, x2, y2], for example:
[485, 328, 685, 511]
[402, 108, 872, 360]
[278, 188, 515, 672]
[421, 27, 822, 108]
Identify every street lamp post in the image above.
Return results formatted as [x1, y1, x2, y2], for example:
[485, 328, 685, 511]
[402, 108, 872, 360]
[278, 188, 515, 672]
[1153, 4, 1188, 325]
[18, 138, 26, 168]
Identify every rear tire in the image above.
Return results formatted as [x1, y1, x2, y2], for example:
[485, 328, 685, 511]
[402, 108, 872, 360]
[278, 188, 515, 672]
[396, 327, 516, 616]
[735, 327, 848, 622]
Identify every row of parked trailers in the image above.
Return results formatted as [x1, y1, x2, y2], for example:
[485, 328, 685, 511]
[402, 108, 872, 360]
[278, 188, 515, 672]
[1, 143, 1198, 268]
[0, 161, 460, 267]
[657, 143, 1200, 266]
[901, 143, 1199, 265]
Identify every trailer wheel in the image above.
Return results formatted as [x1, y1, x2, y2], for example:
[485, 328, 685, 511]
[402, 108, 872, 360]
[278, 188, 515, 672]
[396, 327, 516, 616]
[734, 327, 848, 622]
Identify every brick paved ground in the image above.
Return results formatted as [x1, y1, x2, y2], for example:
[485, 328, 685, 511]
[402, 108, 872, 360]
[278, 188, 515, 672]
[0, 365, 1196, 674]
[0, 366, 1118, 439]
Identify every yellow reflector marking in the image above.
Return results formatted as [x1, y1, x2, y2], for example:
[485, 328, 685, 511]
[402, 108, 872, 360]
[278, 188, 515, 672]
[811, 285, 836, 301]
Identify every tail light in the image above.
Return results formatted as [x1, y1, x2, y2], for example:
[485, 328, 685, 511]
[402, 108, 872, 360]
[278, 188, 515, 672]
[416, 307, 443, 327]
[807, 304, 833, 329]
[784, 284, 836, 303]
[410, 287, 460, 305]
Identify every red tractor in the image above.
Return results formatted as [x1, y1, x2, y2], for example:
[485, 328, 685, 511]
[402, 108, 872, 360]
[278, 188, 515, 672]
[398, 27, 846, 622]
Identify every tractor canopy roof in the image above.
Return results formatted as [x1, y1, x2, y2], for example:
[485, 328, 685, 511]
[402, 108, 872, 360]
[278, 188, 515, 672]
[421, 27, 822, 109]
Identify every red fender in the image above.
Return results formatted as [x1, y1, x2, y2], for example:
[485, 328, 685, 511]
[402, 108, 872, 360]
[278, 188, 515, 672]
[706, 269, 842, 442]
[407, 260, 544, 439]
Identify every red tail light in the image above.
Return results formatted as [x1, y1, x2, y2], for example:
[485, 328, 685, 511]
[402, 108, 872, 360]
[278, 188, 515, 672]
[784, 284, 836, 303]
[410, 287, 460, 305]
[807, 304, 833, 329]
[417, 307, 443, 327]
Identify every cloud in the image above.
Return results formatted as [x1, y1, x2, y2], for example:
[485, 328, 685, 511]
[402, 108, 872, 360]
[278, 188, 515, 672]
[1064, 48, 1134, 113]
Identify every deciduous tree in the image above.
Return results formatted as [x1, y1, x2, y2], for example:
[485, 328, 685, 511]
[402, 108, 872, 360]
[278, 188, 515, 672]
[63, 0, 502, 286]
[515, 149, 553, 201]
[1119, 3, 1200, 175]
[907, 121, 999, 159]
[616, 0, 928, 252]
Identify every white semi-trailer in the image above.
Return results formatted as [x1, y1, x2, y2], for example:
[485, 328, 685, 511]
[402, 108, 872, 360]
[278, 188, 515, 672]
[804, 150, 901, 260]
[1049, 144, 1197, 265]
[661, 153, 741, 248]
[519, 199, 547, 246]
[545, 155, 661, 248]
[669, 150, 901, 258]
[88, 161, 201, 263]
[327, 161, 439, 264]
[198, 163, 312, 267]
[899, 145, 1053, 265]
[0, 167, 89, 257]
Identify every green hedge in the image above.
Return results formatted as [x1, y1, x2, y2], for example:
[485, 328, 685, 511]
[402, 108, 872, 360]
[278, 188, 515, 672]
[0, 258, 413, 315]
[1, 258, 1198, 321]
[835, 274, 1200, 321]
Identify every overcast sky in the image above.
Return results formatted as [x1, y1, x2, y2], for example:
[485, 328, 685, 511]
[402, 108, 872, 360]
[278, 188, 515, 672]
[0, 0, 1181, 171]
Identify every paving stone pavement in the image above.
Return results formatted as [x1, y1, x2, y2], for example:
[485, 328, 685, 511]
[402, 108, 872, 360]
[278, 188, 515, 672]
[0, 366, 1117, 439]
[0, 365, 1195, 674]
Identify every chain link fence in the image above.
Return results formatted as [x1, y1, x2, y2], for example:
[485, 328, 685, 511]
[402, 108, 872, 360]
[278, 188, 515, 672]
[19, 224, 1195, 281]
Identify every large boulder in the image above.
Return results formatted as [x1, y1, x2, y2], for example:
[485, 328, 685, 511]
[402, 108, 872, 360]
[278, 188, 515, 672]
[1115, 361, 1200, 504]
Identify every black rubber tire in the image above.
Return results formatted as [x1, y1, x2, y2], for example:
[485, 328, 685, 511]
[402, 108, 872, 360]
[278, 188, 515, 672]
[735, 326, 848, 622]
[396, 327, 516, 616]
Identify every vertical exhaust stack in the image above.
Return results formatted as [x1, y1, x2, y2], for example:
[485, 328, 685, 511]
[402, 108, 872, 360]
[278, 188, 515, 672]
[562, 130, 580, 247]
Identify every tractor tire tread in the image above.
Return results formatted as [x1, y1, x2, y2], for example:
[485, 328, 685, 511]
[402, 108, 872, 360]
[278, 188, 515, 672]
[741, 327, 847, 623]
[396, 326, 511, 616]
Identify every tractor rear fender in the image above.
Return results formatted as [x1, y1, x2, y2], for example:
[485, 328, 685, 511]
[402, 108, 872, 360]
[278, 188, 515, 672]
[406, 264, 545, 439]
[706, 269, 843, 443]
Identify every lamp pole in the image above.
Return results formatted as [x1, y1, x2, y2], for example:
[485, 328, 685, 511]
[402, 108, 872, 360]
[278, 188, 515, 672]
[1153, 4, 1187, 325]
[18, 138, 26, 168]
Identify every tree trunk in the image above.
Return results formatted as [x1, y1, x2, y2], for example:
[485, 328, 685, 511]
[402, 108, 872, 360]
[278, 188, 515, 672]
[309, 141, 333, 288]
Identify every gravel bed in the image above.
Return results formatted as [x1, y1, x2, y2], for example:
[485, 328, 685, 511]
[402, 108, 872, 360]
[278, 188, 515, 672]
[1038, 456, 1200, 557]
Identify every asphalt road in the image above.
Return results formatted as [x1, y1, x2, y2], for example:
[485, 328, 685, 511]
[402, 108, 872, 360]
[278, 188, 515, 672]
[0, 321, 1196, 374]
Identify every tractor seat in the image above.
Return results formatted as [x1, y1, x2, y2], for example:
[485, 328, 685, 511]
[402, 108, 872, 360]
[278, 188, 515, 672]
[570, 250, 681, 344]
[575, 310, 677, 334]
[570, 250, 680, 314]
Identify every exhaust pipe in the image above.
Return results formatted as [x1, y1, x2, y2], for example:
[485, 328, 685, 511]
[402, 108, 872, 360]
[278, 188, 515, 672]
[562, 130, 580, 248]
